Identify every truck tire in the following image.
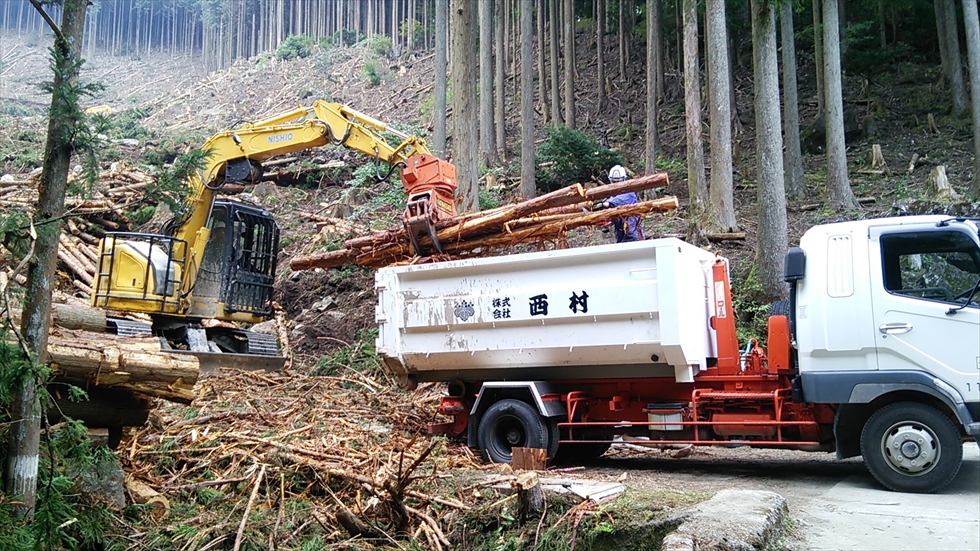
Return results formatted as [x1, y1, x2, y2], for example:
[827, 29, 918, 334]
[770, 300, 790, 317]
[478, 399, 551, 464]
[860, 402, 963, 493]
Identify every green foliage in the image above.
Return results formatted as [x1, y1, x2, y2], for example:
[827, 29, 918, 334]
[146, 147, 210, 221]
[479, 186, 504, 211]
[276, 34, 316, 60]
[731, 265, 772, 346]
[534, 125, 623, 193]
[127, 205, 157, 228]
[367, 35, 393, 57]
[345, 162, 380, 188]
[312, 327, 381, 376]
[361, 57, 383, 86]
[842, 21, 910, 81]
[400, 18, 425, 50]
[327, 28, 360, 47]
[0, 209, 34, 260]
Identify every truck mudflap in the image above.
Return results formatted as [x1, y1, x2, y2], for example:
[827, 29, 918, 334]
[800, 370, 978, 430]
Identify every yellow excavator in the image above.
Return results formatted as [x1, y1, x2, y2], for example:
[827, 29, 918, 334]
[91, 101, 457, 370]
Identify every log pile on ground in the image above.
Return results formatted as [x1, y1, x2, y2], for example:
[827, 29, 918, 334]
[1, 163, 156, 298]
[289, 173, 675, 271]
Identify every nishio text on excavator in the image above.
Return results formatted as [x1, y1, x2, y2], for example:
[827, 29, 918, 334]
[91, 100, 457, 370]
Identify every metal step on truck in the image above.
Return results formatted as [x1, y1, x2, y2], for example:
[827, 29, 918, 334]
[374, 215, 980, 493]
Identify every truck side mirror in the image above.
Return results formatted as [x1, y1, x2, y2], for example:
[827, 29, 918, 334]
[784, 247, 806, 282]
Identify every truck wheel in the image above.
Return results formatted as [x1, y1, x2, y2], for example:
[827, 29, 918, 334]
[770, 300, 790, 317]
[478, 399, 550, 464]
[860, 402, 962, 493]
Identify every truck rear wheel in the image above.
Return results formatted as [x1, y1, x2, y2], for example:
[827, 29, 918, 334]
[478, 399, 550, 464]
[860, 402, 962, 493]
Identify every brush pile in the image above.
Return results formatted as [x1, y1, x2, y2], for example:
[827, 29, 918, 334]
[121, 368, 481, 550]
[289, 173, 676, 271]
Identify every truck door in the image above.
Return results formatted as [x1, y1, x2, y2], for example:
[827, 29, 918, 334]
[869, 226, 980, 399]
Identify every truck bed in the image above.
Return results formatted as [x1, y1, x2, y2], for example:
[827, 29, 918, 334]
[375, 239, 721, 385]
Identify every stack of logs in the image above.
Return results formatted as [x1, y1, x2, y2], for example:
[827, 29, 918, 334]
[1, 164, 153, 296]
[289, 173, 675, 271]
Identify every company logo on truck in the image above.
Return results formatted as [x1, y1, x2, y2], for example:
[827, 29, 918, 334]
[267, 133, 294, 144]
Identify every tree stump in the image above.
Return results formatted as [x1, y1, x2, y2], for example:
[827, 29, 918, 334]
[871, 144, 889, 173]
[511, 447, 548, 471]
[512, 471, 544, 526]
[927, 165, 961, 202]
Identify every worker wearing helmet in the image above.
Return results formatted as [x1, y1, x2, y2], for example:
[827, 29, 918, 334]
[598, 165, 645, 242]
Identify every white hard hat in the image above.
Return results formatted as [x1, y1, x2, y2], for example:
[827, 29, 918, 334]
[608, 165, 627, 182]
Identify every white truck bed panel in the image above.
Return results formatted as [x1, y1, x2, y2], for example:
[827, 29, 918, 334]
[375, 239, 719, 384]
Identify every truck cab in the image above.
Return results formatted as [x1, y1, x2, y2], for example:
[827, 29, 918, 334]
[790, 215, 980, 491]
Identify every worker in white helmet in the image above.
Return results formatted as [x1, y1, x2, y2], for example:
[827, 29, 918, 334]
[595, 165, 644, 242]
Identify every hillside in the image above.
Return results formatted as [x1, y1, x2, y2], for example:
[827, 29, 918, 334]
[1, 22, 979, 550]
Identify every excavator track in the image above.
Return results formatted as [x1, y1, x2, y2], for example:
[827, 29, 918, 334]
[107, 317, 285, 375]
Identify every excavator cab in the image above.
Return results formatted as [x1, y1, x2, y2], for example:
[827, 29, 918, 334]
[193, 200, 279, 320]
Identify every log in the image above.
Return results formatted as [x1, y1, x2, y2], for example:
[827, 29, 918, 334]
[57, 247, 94, 286]
[8, 302, 107, 332]
[289, 248, 355, 271]
[46, 329, 199, 404]
[357, 198, 679, 267]
[705, 232, 747, 242]
[908, 153, 920, 174]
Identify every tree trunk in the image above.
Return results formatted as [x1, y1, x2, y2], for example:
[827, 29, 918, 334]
[936, 0, 952, 82]
[537, 0, 549, 123]
[479, 0, 497, 166]
[964, 0, 980, 198]
[645, 0, 660, 173]
[647, 0, 664, 101]
[706, 0, 736, 232]
[813, 0, 825, 116]
[451, 0, 480, 213]
[781, 0, 806, 200]
[549, 0, 561, 123]
[618, 0, 626, 80]
[597, 0, 606, 109]
[822, 0, 859, 210]
[521, 0, 535, 199]
[942, 0, 969, 117]
[682, 0, 707, 225]
[434, 0, 448, 156]
[7, 0, 89, 519]
[751, 0, 788, 301]
[495, 0, 507, 160]
[563, 0, 576, 128]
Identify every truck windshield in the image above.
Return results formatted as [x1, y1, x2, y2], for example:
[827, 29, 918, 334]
[880, 230, 980, 306]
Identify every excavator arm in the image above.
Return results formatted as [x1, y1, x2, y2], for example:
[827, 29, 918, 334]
[174, 100, 456, 274]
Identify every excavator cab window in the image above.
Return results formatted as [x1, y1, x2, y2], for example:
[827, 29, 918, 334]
[218, 201, 280, 316]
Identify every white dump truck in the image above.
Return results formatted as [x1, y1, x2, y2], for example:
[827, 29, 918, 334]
[375, 215, 980, 493]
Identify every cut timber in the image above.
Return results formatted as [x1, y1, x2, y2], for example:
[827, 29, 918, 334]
[511, 447, 548, 471]
[927, 165, 960, 202]
[8, 302, 107, 332]
[46, 329, 199, 404]
[512, 470, 544, 525]
[705, 232, 747, 242]
[908, 153, 920, 174]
